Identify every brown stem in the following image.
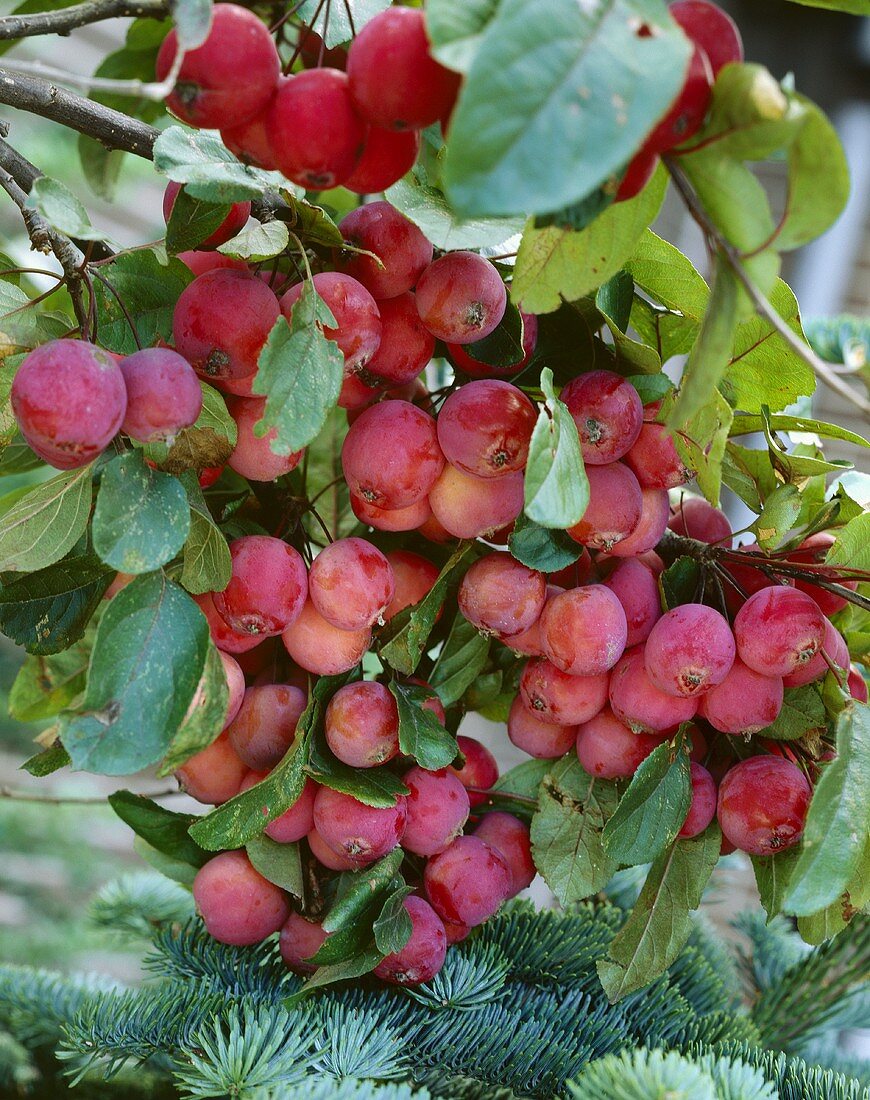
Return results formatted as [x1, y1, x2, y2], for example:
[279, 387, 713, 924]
[0, 0, 167, 40]
[665, 157, 870, 421]
[0, 784, 183, 803]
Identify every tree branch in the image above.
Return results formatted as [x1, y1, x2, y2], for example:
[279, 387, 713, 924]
[0, 0, 168, 40]
[0, 68, 158, 157]
[666, 157, 870, 421]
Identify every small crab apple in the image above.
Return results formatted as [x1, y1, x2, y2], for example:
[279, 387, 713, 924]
[615, 147, 659, 202]
[449, 736, 499, 807]
[267, 68, 366, 189]
[226, 396, 302, 482]
[363, 293, 436, 386]
[12, 339, 127, 469]
[194, 591, 263, 655]
[448, 312, 539, 379]
[193, 851, 289, 946]
[307, 828, 358, 871]
[624, 421, 695, 490]
[119, 348, 202, 443]
[239, 773, 317, 843]
[401, 767, 470, 856]
[508, 696, 577, 758]
[279, 911, 328, 974]
[437, 380, 537, 479]
[226, 683, 307, 771]
[644, 43, 713, 154]
[644, 604, 735, 697]
[282, 273, 382, 375]
[539, 585, 628, 677]
[221, 94, 280, 170]
[351, 491, 432, 533]
[346, 6, 460, 130]
[609, 647, 699, 733]
[178, 250, 247, 277]
[309, 538, 395, 631]
[608, 487, 670, 558]
[155, 3, 280, 130]
[313, 787, 407, 864]
[374, 896, 447, 986]
[734, 586, 826, 678]
[717, 755, 811, 855]
[575, 708, 666, 779]
[324, 681, 400, 768]
[345, 126, 421, 194]
[567, 463, 643, 551]
[162, 182, 250, 248]
[669, 0, 743, 76]
[602, 558, 662, 648]
[384, 551, 440, 620]
[560, 370, 643, 465]
[424, 836, 512, 928]
[415, 252, 507, 344]
[787, 532, 858, 617]
[173, 269, 280, 383]
[849, 667, 869, 703]
[519, 658, 609, 727]
[502, 584, 564, 657]
[783, 618, 849, 688]
[176, 732, 247, 804]
[282, 600, 371, 676]
[428, 464, 524, 539]
[458, 553, 546, 637]
[214, 536, 308, 638]
[668, 496, 732, 547]
[336, 202, 434, 300]
[473, 813, 535, 896]
[698, 658, 784, 736]
[678, 763, 717, 839]
[342, 400, 444, 509]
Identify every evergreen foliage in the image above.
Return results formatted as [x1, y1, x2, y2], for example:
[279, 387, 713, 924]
[0, 874, 866, 1098]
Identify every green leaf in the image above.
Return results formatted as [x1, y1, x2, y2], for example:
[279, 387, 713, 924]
[0, 465, 93, 573]
[730, 412, 870, 451]
[668, 259, 739, 429]
[829, 512, 870, 572]
[756, 684, 825, 741]
[659, 557, 701, 611]
[426, 0, 498, 70]
[0, 554, 112, 655]
[20, 742, 71, 777]
[389, 680, 460, 770]
[290, 948, 384, 999]
[752, 848, 801, 923]
[509, 512, 581, 572]
[671, 389, 733, 506]
[785, 0, 870, 11]
[524, 368, 588, 529]
[158, 641, 229, 774]
[602, 739, 691, 866]
[720, 282, 815, 413]
[92, 452, 190, 574]
[165, 186, 234, 255]
[60, 573, 210, 775]
[530, 756, 620, 906]
[513, 166, 668, 314]
[493, 757, 552, 801]
[380, 541, 477, 675]
[797, 834, 870, 945]
[145, 381, 237, 476]
[245, 835, 303, 897]
[251, 287, 344, 454]
[93, 249, 193, 355]
[386, 166, 524, 252]
[9, 640, 90, 721]
[26, 176, 113, 243]
[0, 282, 69, 354]
[323, 850, 405, 933]
[294, 0, 390, 46]
[171, 0, 213, 50]
[753, 484, 802, 550]
[597, 823, 721, 1001]
[217, 219, 289, 262]
[784, 700, 870, 915]
[153, 126, 286, 203]
[308, 731, 410, 808]
[459, 300, 525, 370]
[134, 836, 197, 886]
[180, 474, 232, 595]
[108, 790, 209, 868]
[373, 886, 414, 955]
[625, 230, 709, 323]
[428, 614, 490, 708]
[443, 0, 689, 217]
[188, 673, 344, 850]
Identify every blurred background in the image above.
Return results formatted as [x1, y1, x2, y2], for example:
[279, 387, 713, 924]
[0, 0, 868, 987]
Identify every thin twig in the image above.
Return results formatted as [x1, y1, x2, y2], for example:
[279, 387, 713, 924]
[0, 0, 168, 40]
[666, 158, 870, 420]
[0, 784, 183, 804]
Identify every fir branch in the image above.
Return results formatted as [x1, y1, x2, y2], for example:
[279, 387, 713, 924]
[87, 872, 195, 940]
[0, 0, 168, 40]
